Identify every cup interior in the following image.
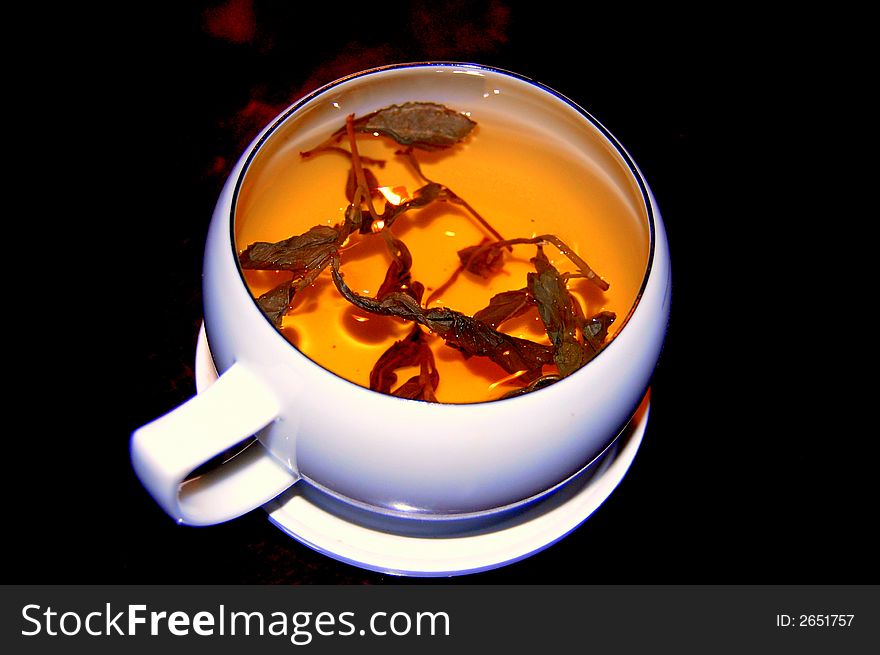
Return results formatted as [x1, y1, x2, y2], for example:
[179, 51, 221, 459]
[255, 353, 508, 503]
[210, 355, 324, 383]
[231, 63, 654, 405]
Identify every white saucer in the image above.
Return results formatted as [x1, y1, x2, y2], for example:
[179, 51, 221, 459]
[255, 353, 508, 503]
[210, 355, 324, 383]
[194, 324, 648, 577]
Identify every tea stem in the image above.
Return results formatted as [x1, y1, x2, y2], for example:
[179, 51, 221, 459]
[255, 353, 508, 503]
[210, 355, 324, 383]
[471, 235, 609, 291]
[397, 146, 506, 245]
[298, 131, 345, 158]
[424, 264, 464, 307]
[396, 147, 433, 183]
[379, 228, 402, 265]
[425, 237, 494, 307]
[442, 188, 506, 244]
[345, 114, 383, 224]
[300, 144, 386, 167]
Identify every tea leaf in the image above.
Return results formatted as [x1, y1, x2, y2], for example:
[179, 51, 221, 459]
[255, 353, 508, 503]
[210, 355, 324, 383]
[473, 288, 535, 329]
[458, 240, 505, 278]
[256, 279, 295, 327]
[528, 246, 592, 377]
[239, 225, 342, 275]
[580, 310, 616, 354]
[332, 259, 425, 322]
[376, 234, 425, 303]
[369, 324, 438, 401]
[392, 358, 439, 402]
[423, 307, 554, 380]
[354, 102, 476, 150]
[499, 374, 562, 399]
[252, 255, 338, 326]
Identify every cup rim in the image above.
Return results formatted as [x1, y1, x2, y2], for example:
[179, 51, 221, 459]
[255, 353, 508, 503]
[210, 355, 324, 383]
[227, 61, 657, 405]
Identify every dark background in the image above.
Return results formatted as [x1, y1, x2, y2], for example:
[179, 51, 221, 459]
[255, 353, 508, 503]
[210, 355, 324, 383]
[10, 2, 869, 584]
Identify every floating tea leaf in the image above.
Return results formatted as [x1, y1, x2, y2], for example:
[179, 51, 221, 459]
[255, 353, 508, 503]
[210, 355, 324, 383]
[422, 307, 553, 381]
[331, 261, 426, 324]
[473, 288, 535, 329]
[528, 246, 592, 377]
[458, 240, 505, 278]
[580, 310, 617, 354]
[239, 224, 342, 275]
[499, 374, 562, 399]
[376, 234, 425, 303]
[369, 324, 438, 402]
[256, 279, 295, 327]
[354, 102, 476, 150]
[392, 359, 439, 402]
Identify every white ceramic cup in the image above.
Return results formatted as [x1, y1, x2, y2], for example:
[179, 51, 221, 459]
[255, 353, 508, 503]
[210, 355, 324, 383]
[131, 62, 671, 526]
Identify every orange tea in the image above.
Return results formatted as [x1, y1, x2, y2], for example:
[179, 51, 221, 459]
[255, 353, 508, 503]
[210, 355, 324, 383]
[234, 102, 649, 403]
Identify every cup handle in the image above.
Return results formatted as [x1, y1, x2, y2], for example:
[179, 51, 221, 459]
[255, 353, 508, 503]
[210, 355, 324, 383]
[130, 362, 299, 526]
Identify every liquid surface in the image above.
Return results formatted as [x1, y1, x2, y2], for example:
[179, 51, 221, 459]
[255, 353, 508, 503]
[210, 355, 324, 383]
[235, 111, 649, 403]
